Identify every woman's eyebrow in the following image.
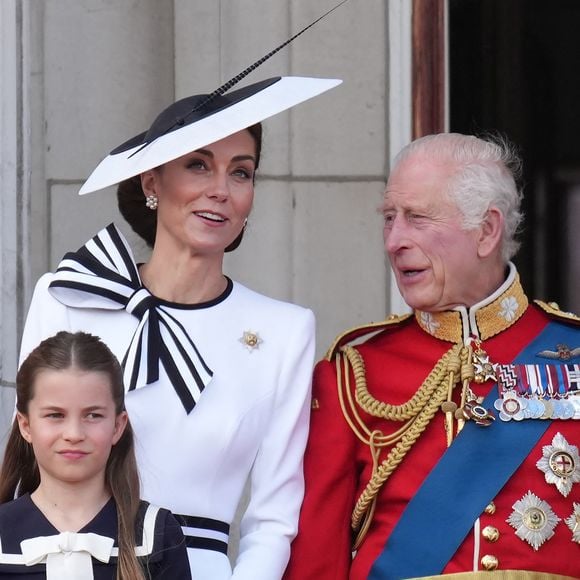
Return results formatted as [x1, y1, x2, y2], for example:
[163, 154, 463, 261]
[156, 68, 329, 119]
[193, 149, 256, 163]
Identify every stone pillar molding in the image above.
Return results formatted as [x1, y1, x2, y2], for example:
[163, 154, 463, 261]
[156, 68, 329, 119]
[0, 0, 22, 451]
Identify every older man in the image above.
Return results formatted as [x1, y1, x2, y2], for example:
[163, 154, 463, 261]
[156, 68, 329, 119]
[285, 134, 580, 579]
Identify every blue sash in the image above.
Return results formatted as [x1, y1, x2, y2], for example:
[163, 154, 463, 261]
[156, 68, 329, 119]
[369, 322, 579, 580]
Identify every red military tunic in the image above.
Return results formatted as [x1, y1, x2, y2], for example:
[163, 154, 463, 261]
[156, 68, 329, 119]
[285, 267, 580, 579]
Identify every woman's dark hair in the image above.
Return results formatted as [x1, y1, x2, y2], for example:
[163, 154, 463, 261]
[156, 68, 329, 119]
[118, 123, 262, 252]
[0, 331, 144, 580]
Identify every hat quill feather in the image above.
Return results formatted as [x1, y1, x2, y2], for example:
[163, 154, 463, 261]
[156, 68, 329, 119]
[128, 0, 351, 157]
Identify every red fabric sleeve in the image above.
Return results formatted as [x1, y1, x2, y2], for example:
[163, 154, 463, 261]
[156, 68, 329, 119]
[284, 358, 357, 580]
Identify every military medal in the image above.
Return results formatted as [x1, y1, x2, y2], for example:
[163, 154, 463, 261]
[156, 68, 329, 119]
[495, 363, 580, 421]
[552, 399, 575, 420]
[540, 399, 554, 420]
[452, 341, 495, 429]
[565, 503, 580, 544]
[536, 432, 580, 497]
[524, 397, 545, 420]
[473, 344, 497, 383]
[494, 390, 528, 421]
[460, 400, 495, 426]
[238, 330, 263, 352]
[507, 491, 560, 550]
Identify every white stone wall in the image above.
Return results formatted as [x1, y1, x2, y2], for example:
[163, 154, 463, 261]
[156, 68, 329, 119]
[0, 0, 21, 455]
[1, 0, 406, 459]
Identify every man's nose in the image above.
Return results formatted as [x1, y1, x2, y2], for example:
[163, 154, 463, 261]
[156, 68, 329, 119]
[384, 215, 409, 253]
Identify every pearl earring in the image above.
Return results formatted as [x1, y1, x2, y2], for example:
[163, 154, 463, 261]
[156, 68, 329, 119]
[145, 194, 158, 210]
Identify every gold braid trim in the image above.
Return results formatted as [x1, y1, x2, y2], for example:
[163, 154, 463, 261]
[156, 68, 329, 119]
[351, 345, 459, 421]
[534, 299, 580, 325]
[336, 343, 465, 549]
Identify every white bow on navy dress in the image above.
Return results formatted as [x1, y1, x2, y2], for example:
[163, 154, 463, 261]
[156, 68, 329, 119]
[48, 223, 213, 413]
[21, 531, 114, 580]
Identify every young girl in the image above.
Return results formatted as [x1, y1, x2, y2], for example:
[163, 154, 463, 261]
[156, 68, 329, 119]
[0, 331, 191, 579]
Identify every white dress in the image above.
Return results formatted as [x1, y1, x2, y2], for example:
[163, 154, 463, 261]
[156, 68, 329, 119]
[19, 224, 316, 580]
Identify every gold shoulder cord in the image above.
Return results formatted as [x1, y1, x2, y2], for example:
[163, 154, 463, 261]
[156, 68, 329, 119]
[337, 343, 469, 549]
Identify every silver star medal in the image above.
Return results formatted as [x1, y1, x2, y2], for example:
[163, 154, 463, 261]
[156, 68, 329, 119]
[565, 503, 580, 544]
[507, 491, 560, 550]
[239, 330, 263, 353]
[536, 432, 580, 497]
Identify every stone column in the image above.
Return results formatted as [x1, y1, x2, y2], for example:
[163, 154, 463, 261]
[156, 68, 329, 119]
[0, 0, 25, 453]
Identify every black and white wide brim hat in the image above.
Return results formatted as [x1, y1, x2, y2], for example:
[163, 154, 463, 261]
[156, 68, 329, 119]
[79, 75, 341, 195]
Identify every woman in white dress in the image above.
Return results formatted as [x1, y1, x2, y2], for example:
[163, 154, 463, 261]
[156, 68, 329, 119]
[19, 50, 341, 578]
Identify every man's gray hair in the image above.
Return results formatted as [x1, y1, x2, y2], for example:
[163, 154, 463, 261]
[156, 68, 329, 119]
[392, 133, 524, 261]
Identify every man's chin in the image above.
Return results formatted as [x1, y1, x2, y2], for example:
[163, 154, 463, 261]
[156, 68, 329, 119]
[398, 291, 437, 312]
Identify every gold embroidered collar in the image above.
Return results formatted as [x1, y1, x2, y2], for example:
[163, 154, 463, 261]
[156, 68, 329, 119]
[414, 263, 529, 343]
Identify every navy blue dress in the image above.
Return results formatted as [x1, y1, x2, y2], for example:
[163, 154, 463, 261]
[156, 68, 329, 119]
[0, 494, 191, 578]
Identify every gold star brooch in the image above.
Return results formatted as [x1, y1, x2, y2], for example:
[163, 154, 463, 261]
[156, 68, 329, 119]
[239, 330, 263, 352]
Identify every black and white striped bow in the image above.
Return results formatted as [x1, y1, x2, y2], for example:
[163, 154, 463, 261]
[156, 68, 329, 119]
[48, 223, 212, 413]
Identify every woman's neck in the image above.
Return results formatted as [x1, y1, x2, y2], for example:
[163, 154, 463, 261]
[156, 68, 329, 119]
[140, 246, 228, 304]
[31, 478, 111, 533]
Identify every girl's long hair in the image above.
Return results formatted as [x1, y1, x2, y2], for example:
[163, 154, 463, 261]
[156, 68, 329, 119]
[0, 331, 145, 580]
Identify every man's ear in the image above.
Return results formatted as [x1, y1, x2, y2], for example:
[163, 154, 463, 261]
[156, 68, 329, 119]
[477, 207, 504, 258]
[17, 412, 33, 443]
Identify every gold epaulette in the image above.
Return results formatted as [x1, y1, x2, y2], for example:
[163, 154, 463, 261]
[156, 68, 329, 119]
[324, 313, 413, 361]
[534, 300, 580, 326]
